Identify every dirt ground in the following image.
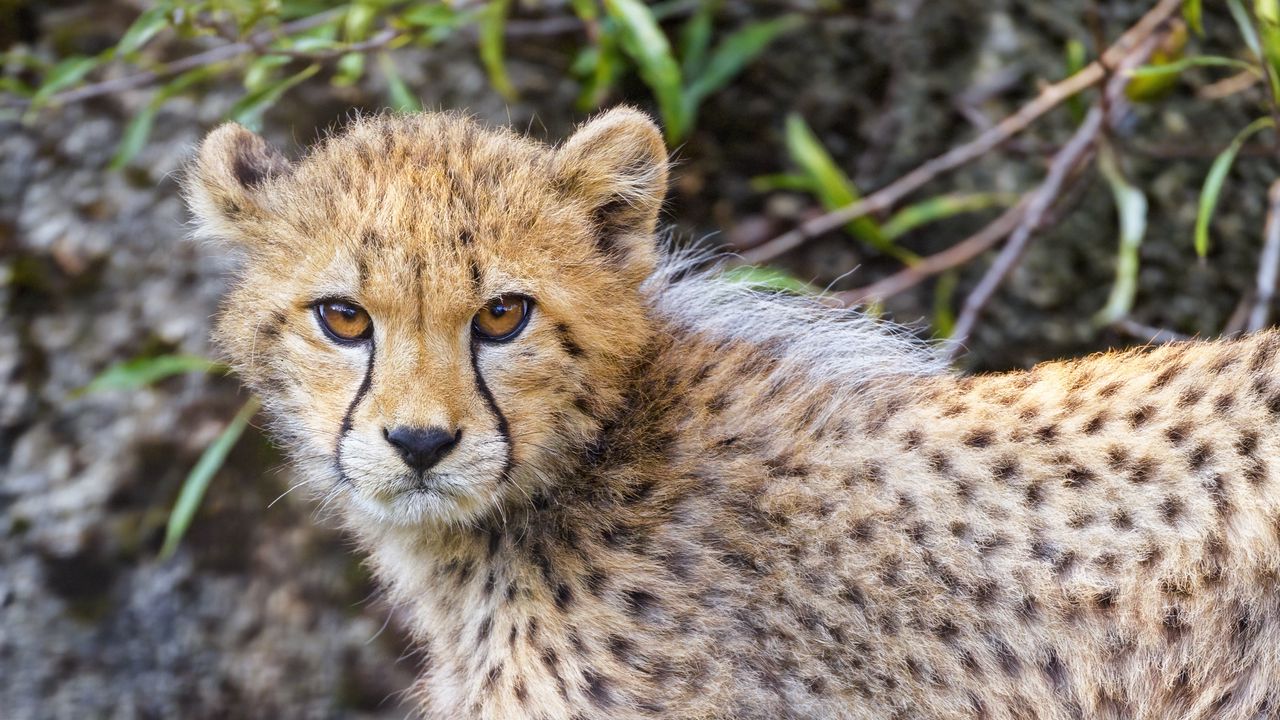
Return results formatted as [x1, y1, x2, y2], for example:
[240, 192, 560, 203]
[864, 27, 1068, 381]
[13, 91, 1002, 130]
[1, 1, 1275, 717]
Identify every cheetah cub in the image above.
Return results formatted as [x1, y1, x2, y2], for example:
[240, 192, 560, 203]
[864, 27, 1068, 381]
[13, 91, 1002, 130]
[188, 108, 1280, 719]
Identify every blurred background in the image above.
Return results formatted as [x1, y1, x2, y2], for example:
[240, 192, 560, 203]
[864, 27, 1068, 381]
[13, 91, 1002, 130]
[1, 0, 1276, 717]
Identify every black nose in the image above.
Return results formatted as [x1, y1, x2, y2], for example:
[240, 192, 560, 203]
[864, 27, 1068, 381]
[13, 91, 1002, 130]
[383, 426, 460, 472]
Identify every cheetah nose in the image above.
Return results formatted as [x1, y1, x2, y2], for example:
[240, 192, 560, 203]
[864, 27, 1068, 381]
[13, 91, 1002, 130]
[383, 426, 461, 473]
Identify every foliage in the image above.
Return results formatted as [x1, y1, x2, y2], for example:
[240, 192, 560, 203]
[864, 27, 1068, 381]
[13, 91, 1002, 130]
[81, 354, 253, 557]
[0, 0, 800, 163]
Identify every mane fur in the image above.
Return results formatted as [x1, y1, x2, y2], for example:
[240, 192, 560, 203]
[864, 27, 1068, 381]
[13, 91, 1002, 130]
[642, 246, 952, 391]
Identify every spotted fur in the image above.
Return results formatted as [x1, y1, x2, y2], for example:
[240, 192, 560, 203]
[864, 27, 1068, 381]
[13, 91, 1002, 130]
[188, 109, 1280, 719]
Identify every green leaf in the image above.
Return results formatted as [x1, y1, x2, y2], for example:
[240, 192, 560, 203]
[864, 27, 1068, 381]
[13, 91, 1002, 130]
[1184, 0, 1204, 36]
[1195, 116, 1275, 257]
[932, 270, 959, 338]
[1093, 144, 1149, 326]
[750, 172, 815, 193]
[683, 15, 802, 118]
[881, 192, 1020, 241]
[344, 1, 378, 41]
[479, 0, 517, 100]
[159, 396, 261, 559]
[605, 0, 686, 142]
[678, 2, 715, 78]
[333, 52, 367, 87]
[1254, 0, 1280, 101]
[1064, 39, 1087, 123]
[111, 66, 217, 170]
[78, 354, 226, 396]
[119, 6, 170, 55]
[720, 266, 821, 295]
[30, 56, 99, 108]
[242, 54, 292, 93]
[230, 64, 321, 131]
[1229, 0, 1263, 56]
[1126, 55, 1260, 78]
[379, 53, 420, 112]
[783, 113, 911, 261]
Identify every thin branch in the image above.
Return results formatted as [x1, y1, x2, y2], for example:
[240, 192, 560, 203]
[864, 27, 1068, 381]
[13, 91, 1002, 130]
[944, 105, 1107, 360]
[1247, 179, 1280, 332]
[943, 32, 1159, 360]
[2, 7, 605, 111]
[1113, 319, 1191, 344]
[3, 10, 344, 110]
[838, 198, 1029, 303]
[738, 0, 1183, 266]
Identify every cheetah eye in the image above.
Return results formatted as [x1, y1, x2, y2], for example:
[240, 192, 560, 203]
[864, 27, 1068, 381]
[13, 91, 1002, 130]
[315, 300, 373, 344]
[473, 295, 531, 342]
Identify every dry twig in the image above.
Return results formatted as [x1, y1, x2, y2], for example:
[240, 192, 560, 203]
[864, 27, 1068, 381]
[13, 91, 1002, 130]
[838, 198, 1029, 304]
[944, 105, 1108, 360]
[1113, 319, 1192, 344]
[1247, 179, 1280, 332]
[738, 0, 1182, 266]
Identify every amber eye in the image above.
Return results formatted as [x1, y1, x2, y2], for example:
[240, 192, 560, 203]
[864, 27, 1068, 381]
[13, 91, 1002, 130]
[472, 295, 531, 342]
[315, 300, 373, 343]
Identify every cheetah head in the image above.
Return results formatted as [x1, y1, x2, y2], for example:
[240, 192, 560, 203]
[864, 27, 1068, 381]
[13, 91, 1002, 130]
[186, 109, 669, 527]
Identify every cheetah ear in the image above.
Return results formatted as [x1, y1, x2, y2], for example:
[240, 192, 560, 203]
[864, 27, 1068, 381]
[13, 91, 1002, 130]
[185, 123, 292, 246]
[553, 107, 669, 279]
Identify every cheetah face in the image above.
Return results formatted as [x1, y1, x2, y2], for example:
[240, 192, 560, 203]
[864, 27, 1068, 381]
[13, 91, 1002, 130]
[186, 109, 668, 526]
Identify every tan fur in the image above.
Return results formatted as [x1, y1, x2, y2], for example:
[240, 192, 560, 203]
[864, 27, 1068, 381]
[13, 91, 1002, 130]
[189, 109, 1280, 719]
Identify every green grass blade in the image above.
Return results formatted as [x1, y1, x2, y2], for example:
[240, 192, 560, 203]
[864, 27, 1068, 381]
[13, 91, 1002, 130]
[479, 0, 517, 100]
[1094, 144, 1149, 326]
[683, 15, 802, 112]
[160, 397, 261, 559]
[880, 192, 1020, 241]
[230, 64, 320, 131]
[932, 270, 959, 338]
[118, 6, 170, 55]
[1195, 116, 1275, 257]
[1126, 54, 1260, 78]
[750, 172, 815, 193]
[111, 66, 217, 169]
[1184, 0, 1204, 36]
[783, 113, 906, 258]
[77, 354, 227, 396]
[678, 2, 715, 79]
[29, 56, 99, 109]
[1229, 0, 1263, 56]
[378, 53, 421, 112]
[720, 266, 821, 295]
[605, 0, 686, 142]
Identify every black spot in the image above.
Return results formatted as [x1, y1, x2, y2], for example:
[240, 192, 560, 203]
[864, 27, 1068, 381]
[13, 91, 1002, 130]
[1094, 589, 1116, 611]
[1129, 457, 1155, 484]
[992, 457, 1019, 482]
[1064, 467, 1095, 489]
[1163, 606, 1186, 641]
[556, 323, 584, 358]
[1160, 496, 1184, 525]
[1127, 405, 1154, 428]
[989, 636, 1021, 677]
[555, 583, 574, 611]
[608, 634, 634, 664]
[1151, 363, 1182, 389]
[624, 589, 657, 618]
[582, 669, 614, 707]
[1043, 649, 1068, 691]
[964, 429, 995, 448]
[1164, 422, 1191, 445]
[1188, 442, 1213, 471]
[477, 615, 492, 643]
[1110, 510, 1133, 530]
[1035, 424, 1058, 443]
[1083, 414, 1106, 434]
